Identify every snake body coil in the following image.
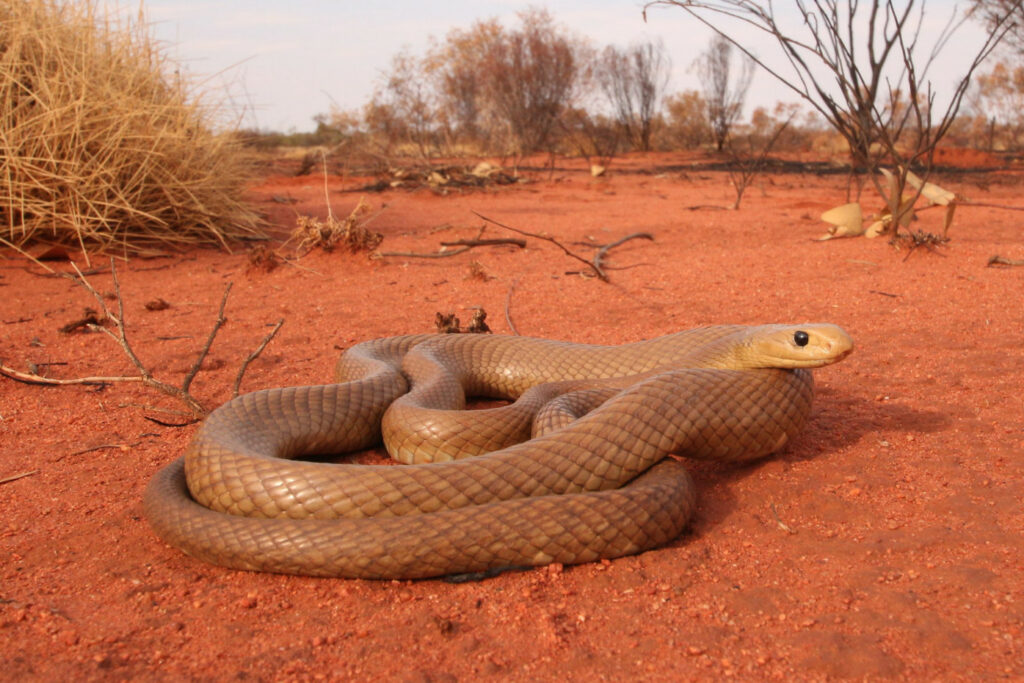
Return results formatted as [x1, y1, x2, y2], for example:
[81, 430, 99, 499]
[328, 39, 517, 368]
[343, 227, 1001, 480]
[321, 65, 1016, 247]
[144, 324, 853, 579]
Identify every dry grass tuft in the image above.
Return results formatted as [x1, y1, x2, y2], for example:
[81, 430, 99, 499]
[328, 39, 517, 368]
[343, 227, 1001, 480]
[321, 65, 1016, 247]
[0, 0, 264, 258]
[290, 198, 383, 254]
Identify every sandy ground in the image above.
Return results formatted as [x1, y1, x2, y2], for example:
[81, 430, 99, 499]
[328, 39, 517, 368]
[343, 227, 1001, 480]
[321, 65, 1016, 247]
[2, 151, 1022, 680]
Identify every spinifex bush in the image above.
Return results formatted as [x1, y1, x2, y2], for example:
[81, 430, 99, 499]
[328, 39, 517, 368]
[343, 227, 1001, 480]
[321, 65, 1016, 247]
[0, 0, 264, 256]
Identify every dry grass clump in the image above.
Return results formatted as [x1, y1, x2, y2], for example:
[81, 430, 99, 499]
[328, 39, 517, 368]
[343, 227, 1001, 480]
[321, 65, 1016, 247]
[290, 198, 383, 254]
[0, 0, 264, 258]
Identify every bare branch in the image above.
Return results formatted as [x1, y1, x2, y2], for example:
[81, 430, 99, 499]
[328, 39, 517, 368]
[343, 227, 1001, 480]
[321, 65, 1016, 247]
[472, 211, 608, 281]
[182, 283, 231, 394]
[0, 364, 140, 387]
[0, 470, 40, 486]
[593, 233, 655, 276]
[233, 319, 285, 398]
[439, 238, 527, 248]
[377, 247, 473, 259]
[2, 261, 283, 419]
[987, 254, 1024, 267]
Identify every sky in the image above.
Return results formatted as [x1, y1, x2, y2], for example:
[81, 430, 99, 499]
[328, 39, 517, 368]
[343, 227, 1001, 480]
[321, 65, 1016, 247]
[136, 1, 996, 133]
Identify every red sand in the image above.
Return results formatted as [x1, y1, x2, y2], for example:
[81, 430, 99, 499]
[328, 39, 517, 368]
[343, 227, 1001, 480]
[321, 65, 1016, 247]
[2, 152, 1022, 680]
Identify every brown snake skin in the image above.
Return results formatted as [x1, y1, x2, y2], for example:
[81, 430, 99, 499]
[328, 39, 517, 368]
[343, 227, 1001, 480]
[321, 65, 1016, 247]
[143, 324, 853, 579]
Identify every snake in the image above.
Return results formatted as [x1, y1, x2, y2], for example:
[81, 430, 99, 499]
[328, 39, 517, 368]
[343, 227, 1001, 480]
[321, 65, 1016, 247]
[143, 324, 853, 580]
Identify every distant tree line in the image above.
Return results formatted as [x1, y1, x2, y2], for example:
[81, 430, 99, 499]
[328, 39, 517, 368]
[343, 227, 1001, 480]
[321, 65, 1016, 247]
[240, 5, 1024, 161]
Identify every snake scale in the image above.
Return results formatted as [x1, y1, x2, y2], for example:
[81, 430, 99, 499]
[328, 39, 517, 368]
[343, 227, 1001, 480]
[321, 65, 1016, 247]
[143, 324, 853, 579]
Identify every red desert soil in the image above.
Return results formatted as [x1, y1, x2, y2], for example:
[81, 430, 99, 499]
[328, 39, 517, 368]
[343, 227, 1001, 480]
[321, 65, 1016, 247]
[1, 151, 1022, 681]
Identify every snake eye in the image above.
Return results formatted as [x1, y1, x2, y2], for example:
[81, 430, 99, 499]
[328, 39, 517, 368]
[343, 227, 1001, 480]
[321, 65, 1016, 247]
[794, 330, 809, 347]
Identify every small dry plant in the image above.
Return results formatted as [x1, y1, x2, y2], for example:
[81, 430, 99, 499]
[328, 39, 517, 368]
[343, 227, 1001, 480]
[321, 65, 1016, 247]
[291, 198, 383, 254]
[723, 117, 791, 209]
[890, 230, 950, 261]
[434, 310, 491, 334]
[466, 260, 489, 281]
[0, 0, 264, 259]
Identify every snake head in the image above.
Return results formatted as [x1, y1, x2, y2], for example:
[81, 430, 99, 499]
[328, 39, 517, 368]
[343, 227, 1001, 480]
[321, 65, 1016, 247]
[743, 323, 854, 368]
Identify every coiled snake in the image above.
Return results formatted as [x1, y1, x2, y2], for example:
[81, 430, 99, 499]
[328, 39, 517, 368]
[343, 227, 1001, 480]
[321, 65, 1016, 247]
[143, 324, 853, 579]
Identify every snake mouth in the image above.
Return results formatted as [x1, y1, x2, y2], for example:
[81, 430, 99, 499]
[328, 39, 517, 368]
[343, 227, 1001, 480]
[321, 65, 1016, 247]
[783, 344, 853, 368]
[828, 337, 855, 363]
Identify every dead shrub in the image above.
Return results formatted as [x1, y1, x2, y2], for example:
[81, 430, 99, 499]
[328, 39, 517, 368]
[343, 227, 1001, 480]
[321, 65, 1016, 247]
[0, 0, 264, 258]
[290, 198, 383, 254]
[246, 243, 282, 273]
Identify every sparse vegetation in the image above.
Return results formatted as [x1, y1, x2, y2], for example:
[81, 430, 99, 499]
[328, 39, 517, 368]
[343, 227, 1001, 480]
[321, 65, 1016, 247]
[5, 0, 1021, 265]
[0, 0, 264, 257]
[288, 2, 1020, 182]
[234, 3, 1020, 168]
[645, 0, 1017, 240]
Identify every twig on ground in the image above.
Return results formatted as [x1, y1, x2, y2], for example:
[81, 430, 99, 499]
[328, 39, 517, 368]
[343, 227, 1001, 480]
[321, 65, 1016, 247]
[987, 255, 1024, 267]
[770, 503, 797, 534]
[0, 470, 40, 485]
[473, 211, 609, 281]
[440, 238, 527, 248]
[57, 443, 136, 461]
[0, 365, 139, 387]
[378, 230, 525, 260]
[505, 278, 520, 336]
[377, 247, 474, 259]
[592, 232, 654, 277]
[143, 415, 200, 428]
[119, 402, 194, 417]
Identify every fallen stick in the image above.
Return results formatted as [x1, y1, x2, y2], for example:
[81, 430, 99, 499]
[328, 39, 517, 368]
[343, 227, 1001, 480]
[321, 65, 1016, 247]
[377, 247, 473, 259]
[378, 234, 526, 260]
[0, 470, 40, 486]
[987, 254, 1024, 267]
[440, 238, 526, 248]
[592, 232, 654, 278]
[472, 211, 608, 281]
[57, 443, 136, 461]
[0, 365, 141, 387]
[505, 278, 521, 336]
